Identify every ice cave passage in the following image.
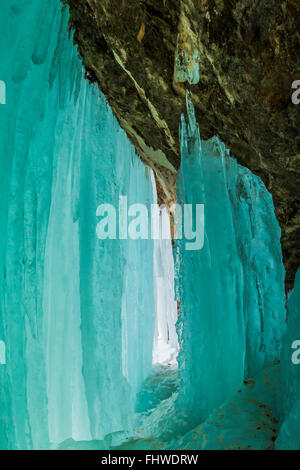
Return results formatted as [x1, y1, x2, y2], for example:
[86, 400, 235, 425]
[0, 0, 299, 451]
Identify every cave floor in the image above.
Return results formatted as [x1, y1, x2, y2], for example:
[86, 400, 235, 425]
[57, 363, 281, 451]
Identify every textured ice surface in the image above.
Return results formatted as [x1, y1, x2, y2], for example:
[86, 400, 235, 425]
[99, 99, 288, 450]
[174, 95, 286, 430]
[0, 0, 156, 449]
[276, 269, 300, 450]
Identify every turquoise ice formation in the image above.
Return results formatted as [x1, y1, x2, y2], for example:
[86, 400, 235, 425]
[0, 0, 155, 449]
[174, 95, 286, 432]
[0, 0, 297, 451]
[276, 269, 300, 450]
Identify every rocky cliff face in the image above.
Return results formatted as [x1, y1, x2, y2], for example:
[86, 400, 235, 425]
[64, 0, 299, 290]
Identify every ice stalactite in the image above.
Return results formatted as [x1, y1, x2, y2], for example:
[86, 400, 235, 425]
[175, 95, 286, 429]
[0, 0, 155, 449]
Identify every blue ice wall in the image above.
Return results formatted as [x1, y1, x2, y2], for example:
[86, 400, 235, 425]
[0, 0, 291, 452]
[175, 96, 286, 428]
[276, 269, 300, 450]
[0, 0, 155, 449]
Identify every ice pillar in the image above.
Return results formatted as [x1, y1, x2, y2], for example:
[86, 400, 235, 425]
[175, 95, 286, 427]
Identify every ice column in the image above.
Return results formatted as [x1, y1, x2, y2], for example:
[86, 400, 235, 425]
[175, 95, 286, 428]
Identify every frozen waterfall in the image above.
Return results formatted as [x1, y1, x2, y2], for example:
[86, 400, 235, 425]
[0, 0, 294, 451]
